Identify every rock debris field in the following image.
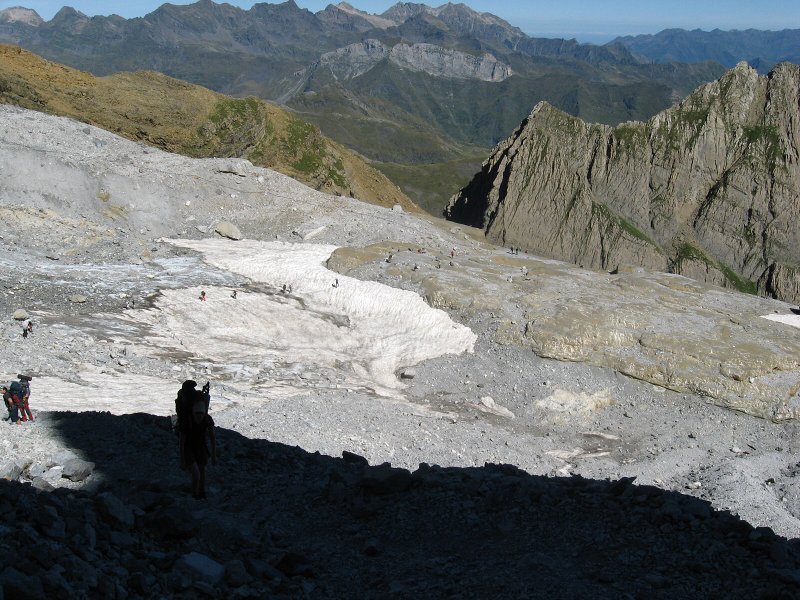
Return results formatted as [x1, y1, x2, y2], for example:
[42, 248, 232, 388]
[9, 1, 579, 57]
[2, 104, 800, 598]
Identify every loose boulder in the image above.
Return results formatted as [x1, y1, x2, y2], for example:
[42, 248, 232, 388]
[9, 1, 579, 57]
[62, 458, 95, 482]
[182, 552, 225, 584]
[97, 492, 135, 529]
[13, 309, 28, 320]
[0, 460, 23, 481]
[214, 222, 242, 240]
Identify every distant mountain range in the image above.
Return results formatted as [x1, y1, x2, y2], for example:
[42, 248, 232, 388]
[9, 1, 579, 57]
[447, 62, 800, 304]
[2, 2, 797, 214]
[612, 29, 800, 71]
[0, 44, 416, 211]
[0, 1, 733, 212]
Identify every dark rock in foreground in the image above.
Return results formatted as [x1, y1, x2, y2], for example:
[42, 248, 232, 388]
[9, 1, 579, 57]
[1, 411, 799, 599]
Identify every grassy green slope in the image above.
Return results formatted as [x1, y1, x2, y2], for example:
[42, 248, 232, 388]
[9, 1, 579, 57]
[0, 44, 418, 211]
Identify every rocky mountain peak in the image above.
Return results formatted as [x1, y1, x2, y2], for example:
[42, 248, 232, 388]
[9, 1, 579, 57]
[381, 2, 430, 23]
[433, 1, 522, 33]
[379, 1, 522, 41]
[0, 6, 43, 26]
[447, 61, 800, 303]
[319, 2, 397, 30]
[44, 6, 89, 33]
[51, 6, 87, 20]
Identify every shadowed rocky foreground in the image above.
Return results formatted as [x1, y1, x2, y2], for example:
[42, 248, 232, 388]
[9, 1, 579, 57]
[2, 411, 800, 599]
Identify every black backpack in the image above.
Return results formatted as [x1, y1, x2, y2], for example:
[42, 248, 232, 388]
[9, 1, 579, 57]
[9, 381, 22, 397]
[174, 381, 210, 435]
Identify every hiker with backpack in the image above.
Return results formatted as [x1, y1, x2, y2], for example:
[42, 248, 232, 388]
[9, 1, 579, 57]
[176, 380, 215, 498]
[15, 375, 33, 422]
[175, 380, 210, 433]
[2, 385, 20, 424]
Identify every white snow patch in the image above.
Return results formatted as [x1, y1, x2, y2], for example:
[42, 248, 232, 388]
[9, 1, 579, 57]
[761, 313, 800, 329]
[125, 239, 475, 398]
[29, 366, 232, 416]
[24, 239, 475, 414]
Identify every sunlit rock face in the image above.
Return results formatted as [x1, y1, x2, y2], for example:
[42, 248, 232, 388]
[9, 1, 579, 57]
[319, 39, 512, 82]
[447, 62, 800, 304]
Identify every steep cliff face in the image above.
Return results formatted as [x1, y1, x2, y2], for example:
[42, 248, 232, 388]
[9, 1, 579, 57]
[447, 62, 800, 303]
[318, 39, 512, 82]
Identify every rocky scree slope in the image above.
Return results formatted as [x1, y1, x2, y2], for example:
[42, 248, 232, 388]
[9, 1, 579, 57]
[0, 44, 418, 212]
[447, 62, 800, 304]
[2, 101, 800, 598]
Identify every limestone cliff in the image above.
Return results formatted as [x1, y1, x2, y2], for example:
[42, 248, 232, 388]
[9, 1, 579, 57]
[318, 39, 512, 82]
[446, 62, 800, 303]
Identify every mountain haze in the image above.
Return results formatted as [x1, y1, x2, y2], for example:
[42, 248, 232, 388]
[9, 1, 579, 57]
[613, 29, 800, 72]
[447, 62, 800, 303]
[0, 44, 417, 211]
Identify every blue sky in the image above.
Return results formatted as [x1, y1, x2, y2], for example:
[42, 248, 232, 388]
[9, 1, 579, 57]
[3, 1, 799, 43]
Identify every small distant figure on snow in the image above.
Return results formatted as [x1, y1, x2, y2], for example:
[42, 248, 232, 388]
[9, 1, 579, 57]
[22, 327, 28, 339]
[450, 248, 455, 258]
[199, 290, 206, 302]
[333, 278, 339, 288]
[23, 319, 33, 335]
[386, 253, 393, 263]
[231, 290, 237, 299]
[281, 284, 288, 293]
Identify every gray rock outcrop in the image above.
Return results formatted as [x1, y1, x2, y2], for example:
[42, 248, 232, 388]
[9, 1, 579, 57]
[318, 39, 512, 82]
[446, 62, 800, 303]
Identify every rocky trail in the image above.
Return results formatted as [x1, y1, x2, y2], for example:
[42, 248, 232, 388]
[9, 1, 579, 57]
[2, 104, 800, 598]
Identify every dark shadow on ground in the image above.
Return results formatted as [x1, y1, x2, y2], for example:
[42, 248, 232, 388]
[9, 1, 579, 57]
[2, 411, 800, 599]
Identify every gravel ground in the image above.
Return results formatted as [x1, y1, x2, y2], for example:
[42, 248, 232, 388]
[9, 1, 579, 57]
[2, 104, 800, 597]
